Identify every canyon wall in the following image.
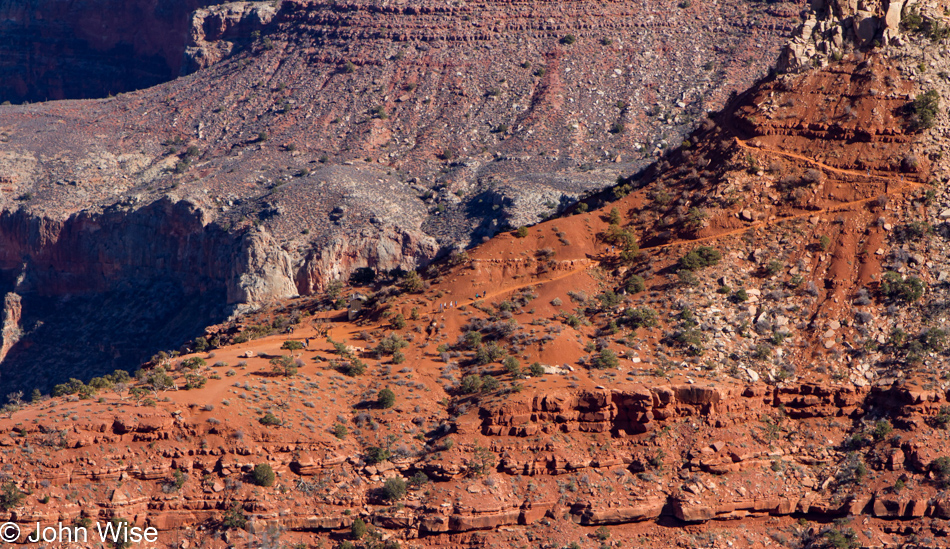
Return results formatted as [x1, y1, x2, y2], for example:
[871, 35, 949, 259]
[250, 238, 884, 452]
[0, 0, 235, 103]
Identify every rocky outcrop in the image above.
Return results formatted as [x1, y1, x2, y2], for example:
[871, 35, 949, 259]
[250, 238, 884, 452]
[778, 0, 913, 71]
[182, 1, 279, 74]
[293, 227, 440, 296]
[0, 292, 20, 363]
[481, 383, 867, 437]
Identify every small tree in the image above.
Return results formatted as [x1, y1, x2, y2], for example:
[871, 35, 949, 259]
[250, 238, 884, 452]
[934, 456, 950, 488]
[679, 246, 721, 271]
[270, 355, 298, 377]
[281, 340, 304, 352]
[351, 518, 367, 540]
[626, 275, 646, 294]
[463, 330, 483, 349]
[592, 348, 619, 369]
[345, 359, 367, 376]
[467, 445, 497, 476]
[481, 375, 500, 392]
[500, 354, 519, 374]
[222, 502, 247, 530]
[378, 388, 396, 409]
[409, 471, 429, 487]
[909, 89, 940, 130]
[0, 481, 24, 510]
[365, 446, 391, 464]
[252, 463, 276, 487]
[146, 367, 175, 393]
[382, 477, 407, 500]
[460, 375, 483, 394]
[872, 419, 893, 441]
[400, 271, 425, 293]
[608, 207, 622, 225]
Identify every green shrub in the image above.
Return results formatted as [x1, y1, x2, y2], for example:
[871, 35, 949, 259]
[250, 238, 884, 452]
[378, 388, 396, 408]
[671, 328, 705, 356]
[351, 518, 367, 540]
[375, 333, 408, 356]
[679, 246, 721, 270]
[685, 207, 707, 229]
[52, 378, 86, 397]
[365, 447, 391, 464]
[608, 207, 622, 225]
[0, 481, 24, 510]
[460, 375, 483, 394]
[333, 423, 348, 439]
[625, 307, 658, 329]
[252, 463, 276, 487]
[934, 456, 950, 488]
[259, 412, 282, 426]
[409, 471, 429, 486]
[481, 375, 500, 392]
[222, 502, 247, 530]
[909, 89, 940, 130]
[626, 275, 646, 294]
[591, 348, 619, 369]
[872, 419, 893, 441]
[514, 226, 529, 238]
[269, 355, 297, 376]
[503, 356, 521, 377]
[382, 477, 407, 500]
[475, 342, 506, 365]
[529, 362, 545, 377]
[281, 340, 304, 352]
[400, 271, 425, 293]
[391, 313, 407, 329]
[183, 373, 207, 390]
[345, 359, 367, 376]
[597, 291, 622, 309]
[464, 330, 483, 349]
[881, 271, 925, 302]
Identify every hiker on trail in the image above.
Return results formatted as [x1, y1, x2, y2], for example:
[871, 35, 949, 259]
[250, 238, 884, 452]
[304, 338, 310, 348]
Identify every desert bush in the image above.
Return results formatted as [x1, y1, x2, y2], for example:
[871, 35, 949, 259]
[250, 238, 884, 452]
[382, 477, 407, 500]
[626, 275, 646, 294]
[625, 307, 658, 329]
[881, 271, 925, 302]
[252, 463, 276, 487]
[365, 447, 391, 464]
[679, 246, 721, 270]
[591, 348, 619, 369]
[908, 89, 941, 130]
[378, 388, 396, 408]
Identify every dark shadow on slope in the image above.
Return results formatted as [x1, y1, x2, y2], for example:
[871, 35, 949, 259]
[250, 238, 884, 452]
[0, 280, 229, 396]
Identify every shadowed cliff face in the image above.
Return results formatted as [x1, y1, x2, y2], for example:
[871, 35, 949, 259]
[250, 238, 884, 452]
[0, 0, 233, 103]
[0, 199, 241, 393]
